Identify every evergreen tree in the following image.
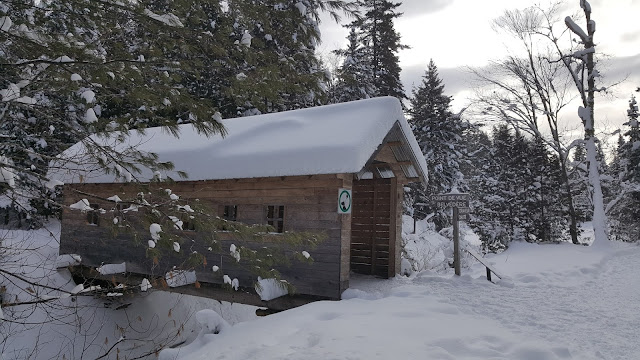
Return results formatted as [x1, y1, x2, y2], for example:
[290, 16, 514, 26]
[0, 0, 226, 225]
[524, 136, 567, 243]
[331, 27, 376, 103]
[407, 60, 466, 230]
[609, 95, 640, 242]
[0, 0, 354, 223]
[182, 0, 353, 117]
[467, 125, 514, 252]
[340, 0, 407, 100]
[467, 126, 568, 252]
[463, 126, 508, 252]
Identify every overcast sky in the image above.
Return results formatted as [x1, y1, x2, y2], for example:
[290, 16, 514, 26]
[318, 0, 640, 139]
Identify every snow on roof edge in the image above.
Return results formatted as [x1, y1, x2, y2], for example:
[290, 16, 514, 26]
[49, 97, 428, 184]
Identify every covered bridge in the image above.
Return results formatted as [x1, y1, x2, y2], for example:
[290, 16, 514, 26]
[51, 96, 428, 309]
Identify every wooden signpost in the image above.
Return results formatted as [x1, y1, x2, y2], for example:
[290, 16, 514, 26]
[431, 193, 469, 276]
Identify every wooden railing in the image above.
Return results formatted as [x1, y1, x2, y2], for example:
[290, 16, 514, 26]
[465, 246, 504, 283]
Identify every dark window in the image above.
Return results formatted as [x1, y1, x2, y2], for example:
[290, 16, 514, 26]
[113, 203, 125, 226]
[182, 216, 196, 231]
[183, 221, 196, 231]
[266, 205, 285, 233]
[87, 204, 100, 226]
[223, 205, 238, 221]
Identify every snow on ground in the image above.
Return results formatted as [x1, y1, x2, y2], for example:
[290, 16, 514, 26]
[2, 220, 640, 359]
[163, 222, 640, 360]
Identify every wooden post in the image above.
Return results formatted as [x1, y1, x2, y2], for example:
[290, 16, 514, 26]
[453, 207, 460, 276]
[486, 267, 492, 282]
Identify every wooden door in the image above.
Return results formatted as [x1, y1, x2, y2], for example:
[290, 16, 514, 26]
[350, 178, 391, 277]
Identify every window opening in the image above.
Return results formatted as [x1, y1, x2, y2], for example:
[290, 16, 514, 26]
[113, 203, 126, 226]
[87, 204, 100, 226]
[181, 210, 196, 231]
[223, 205, 238, 221]
[266, 205, 285, 233]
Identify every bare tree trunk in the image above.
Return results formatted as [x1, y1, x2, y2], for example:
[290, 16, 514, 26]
[564, 1, 608, 244]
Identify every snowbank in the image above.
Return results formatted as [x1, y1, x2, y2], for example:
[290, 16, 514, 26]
[401, 215, 480, 273]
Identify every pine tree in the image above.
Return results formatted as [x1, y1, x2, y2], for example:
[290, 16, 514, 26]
[466, 125, 568, 251]
[0, 0, 355, 223]
[622, 95, 640, 182]
[331, 27, 376, 103]
[0, 0, 228, 226]
[467, 125, 514, 252]
[226, 0, 352, 115]
[345, 0, 407, 100]
[407, 60, 466, 230]
[524, 136, 567, 243]
[609, 95, 640, 242]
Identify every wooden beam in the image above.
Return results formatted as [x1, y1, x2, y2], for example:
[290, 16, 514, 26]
[67, 265, 330, 310]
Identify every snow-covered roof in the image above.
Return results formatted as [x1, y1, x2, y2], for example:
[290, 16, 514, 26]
[50, 97, 428, 184]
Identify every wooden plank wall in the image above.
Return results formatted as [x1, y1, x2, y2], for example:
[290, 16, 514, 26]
[60, 174, 351, 300]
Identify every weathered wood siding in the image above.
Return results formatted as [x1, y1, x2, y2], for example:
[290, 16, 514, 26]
[350, 178, 392, 277]
[60, 174, 352, 299]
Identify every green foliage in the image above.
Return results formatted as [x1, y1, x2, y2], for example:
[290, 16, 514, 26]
[608, 95, 640, 242]
[331, 27, 376, 102]
[466, 126, 568, 252]
[0, 0, 353, 224]
[1, 0, 226, 222]
[332, 0, 407, 102]
[406, 60, 466, 230]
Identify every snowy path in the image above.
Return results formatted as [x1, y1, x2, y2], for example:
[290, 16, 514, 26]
[163, 242, 640, 360]
[484, 248, 640, 359]
[352, 243, 640, 359]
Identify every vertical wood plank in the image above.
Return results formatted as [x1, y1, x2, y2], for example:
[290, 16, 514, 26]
[339, 174, 352, 294]
[370, 179, 377, 275]
[388, 177, 397, 278]
[395, 180, 404, 275]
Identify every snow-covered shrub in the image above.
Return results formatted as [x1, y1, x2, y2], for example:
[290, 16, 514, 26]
[401, 215, 480, 273]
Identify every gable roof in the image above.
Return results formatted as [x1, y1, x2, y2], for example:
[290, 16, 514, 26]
[50, 97, 428, 184]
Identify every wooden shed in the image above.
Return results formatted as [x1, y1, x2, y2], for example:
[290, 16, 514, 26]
[51, 97, 428, 309]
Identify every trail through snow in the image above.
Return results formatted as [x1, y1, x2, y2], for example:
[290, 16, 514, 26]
[350, 242, 640, 359]
[164, 241, 640, 360]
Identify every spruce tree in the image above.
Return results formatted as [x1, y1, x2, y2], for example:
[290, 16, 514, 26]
[331, 27, 376, 103]
[0, 0, 226, 225]
[467, 125, 514, 252]
[609, 95, 640, 241]
[226, 0, 353, 115]
[463, 126, 510, 252]
[407, 60, 465, 230]
[345, 0, 407, 100]
[467, 125, 568, 251]
[524, 136, 567, 243]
